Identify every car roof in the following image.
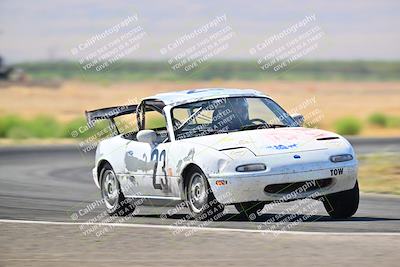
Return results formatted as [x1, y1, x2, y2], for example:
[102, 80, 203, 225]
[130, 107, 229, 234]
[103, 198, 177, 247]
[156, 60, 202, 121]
[142, 88, 267, 106]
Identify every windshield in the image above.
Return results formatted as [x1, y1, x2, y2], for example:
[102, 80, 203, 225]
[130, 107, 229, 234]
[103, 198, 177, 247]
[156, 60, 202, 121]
[172, 97, 297, 140]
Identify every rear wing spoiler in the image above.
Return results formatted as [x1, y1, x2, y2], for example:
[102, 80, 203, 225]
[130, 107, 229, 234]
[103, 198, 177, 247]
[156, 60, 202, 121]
[85, 104, 138, 134]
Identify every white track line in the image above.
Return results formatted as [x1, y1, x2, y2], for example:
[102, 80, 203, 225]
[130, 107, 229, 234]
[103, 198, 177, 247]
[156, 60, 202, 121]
[0, 219, 399, 236]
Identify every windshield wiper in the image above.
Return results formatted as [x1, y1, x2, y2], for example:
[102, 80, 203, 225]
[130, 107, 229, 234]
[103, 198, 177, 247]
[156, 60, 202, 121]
[267, 124, 288, 128]
[239, 123, 288, 131]
[239, 124, 265, 131]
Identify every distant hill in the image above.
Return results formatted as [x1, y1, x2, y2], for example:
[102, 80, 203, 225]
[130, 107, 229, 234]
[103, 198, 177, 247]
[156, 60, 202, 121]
[15, 60, 400, 82]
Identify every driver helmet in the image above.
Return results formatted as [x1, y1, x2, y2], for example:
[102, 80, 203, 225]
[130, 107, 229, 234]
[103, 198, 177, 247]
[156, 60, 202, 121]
[229, 97, 249, 122]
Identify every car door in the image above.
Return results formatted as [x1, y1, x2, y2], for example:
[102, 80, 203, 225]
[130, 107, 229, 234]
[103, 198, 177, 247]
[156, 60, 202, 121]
[148, 142, 174, 196]
[124, 140, 175, 197]
[123, 140, 154, 197]
[123, 100, 178, 199]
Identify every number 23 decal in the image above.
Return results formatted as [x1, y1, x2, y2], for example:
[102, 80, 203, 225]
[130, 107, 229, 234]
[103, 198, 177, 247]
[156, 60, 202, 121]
[151, 149, 169, 191]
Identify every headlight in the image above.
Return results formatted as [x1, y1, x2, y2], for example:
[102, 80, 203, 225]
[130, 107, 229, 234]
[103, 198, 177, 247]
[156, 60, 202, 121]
[236, 163, 266, 172]
[330, 154, 353, 163]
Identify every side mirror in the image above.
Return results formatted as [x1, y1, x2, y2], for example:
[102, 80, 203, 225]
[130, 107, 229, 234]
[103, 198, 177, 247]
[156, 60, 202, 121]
[137, 130, 157, 144]
[291, 113, 304, 127]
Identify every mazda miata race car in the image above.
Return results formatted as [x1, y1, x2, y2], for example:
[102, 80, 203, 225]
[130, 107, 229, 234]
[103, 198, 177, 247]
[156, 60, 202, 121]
[86, 88, 359, 221]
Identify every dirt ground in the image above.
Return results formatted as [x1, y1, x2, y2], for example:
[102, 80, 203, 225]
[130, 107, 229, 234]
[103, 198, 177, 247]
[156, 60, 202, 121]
[0, 80, 399, 136]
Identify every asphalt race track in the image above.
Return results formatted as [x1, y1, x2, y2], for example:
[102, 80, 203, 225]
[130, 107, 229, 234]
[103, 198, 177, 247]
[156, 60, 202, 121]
[0, 137, 399, 266]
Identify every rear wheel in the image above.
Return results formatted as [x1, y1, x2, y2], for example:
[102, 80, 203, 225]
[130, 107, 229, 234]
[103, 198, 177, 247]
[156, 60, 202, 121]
[185, 167, 224, 221]
[323, 181, 359, 219]
[100, 163, 136, 216]
[235, 201, 266, 220]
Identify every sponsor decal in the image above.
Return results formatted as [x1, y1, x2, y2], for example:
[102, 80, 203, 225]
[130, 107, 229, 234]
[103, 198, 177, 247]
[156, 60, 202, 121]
[266, 143, 298, 150]
[330, 168, 343, 176]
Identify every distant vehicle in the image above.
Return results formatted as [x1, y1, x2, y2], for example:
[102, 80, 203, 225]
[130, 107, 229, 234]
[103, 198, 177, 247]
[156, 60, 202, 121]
[0, 56, 24, 81]
[86, 88, 359, 220]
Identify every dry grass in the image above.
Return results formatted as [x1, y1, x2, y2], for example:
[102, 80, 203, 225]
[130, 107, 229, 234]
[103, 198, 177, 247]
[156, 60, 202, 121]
[0, 80, 399, 135]
[358, 153, 400, 195]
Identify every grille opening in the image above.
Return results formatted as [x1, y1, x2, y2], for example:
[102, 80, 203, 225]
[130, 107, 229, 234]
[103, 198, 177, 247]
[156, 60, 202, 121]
[264, 178, 333, 194]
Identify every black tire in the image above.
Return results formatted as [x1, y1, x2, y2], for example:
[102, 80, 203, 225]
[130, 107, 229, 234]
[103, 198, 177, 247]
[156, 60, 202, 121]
[323, 181, 359, 219]
[100, 163, 136, 216]
[185, 167, 224, 221]
[234, 201, 265, 221]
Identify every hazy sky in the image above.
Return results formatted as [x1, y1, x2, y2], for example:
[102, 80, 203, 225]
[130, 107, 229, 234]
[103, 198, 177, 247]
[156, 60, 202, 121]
[1, 0, 399, 62]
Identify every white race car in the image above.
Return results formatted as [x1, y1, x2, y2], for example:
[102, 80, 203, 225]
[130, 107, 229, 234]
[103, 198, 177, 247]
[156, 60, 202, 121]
[86, 88, 359, 220]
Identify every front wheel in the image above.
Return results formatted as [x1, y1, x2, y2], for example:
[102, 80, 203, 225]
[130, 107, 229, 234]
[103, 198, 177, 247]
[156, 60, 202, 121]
[322, 181, 359, 219]
[186, 167, 224, 221]
[100, 163, 136, 216]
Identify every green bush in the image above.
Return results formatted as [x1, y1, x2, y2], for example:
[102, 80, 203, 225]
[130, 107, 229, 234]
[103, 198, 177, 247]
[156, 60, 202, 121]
[6, 126, 32, 139]
[0, 115, 63, 139]
[335, 117, 363, 135]
[146, 116, 166, 129]
[62, 118, 88, 138]
[387, 116, 400, 128]
[0, 114, 118, 140]
[0, 115, 27, 137]
[368, 113, 388, 127]
[28, 115, 62, 138]
[63, 117, 111, 139]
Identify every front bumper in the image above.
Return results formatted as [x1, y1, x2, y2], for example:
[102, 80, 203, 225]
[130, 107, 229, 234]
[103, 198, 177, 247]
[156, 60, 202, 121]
[208, 163, 357, 204]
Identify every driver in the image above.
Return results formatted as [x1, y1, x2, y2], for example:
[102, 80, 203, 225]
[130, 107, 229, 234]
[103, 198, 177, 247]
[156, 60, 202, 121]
[212, 98, 250, 130]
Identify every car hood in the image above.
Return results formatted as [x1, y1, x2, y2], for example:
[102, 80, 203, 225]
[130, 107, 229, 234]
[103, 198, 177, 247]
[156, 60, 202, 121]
[186, 127, 347, 156]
